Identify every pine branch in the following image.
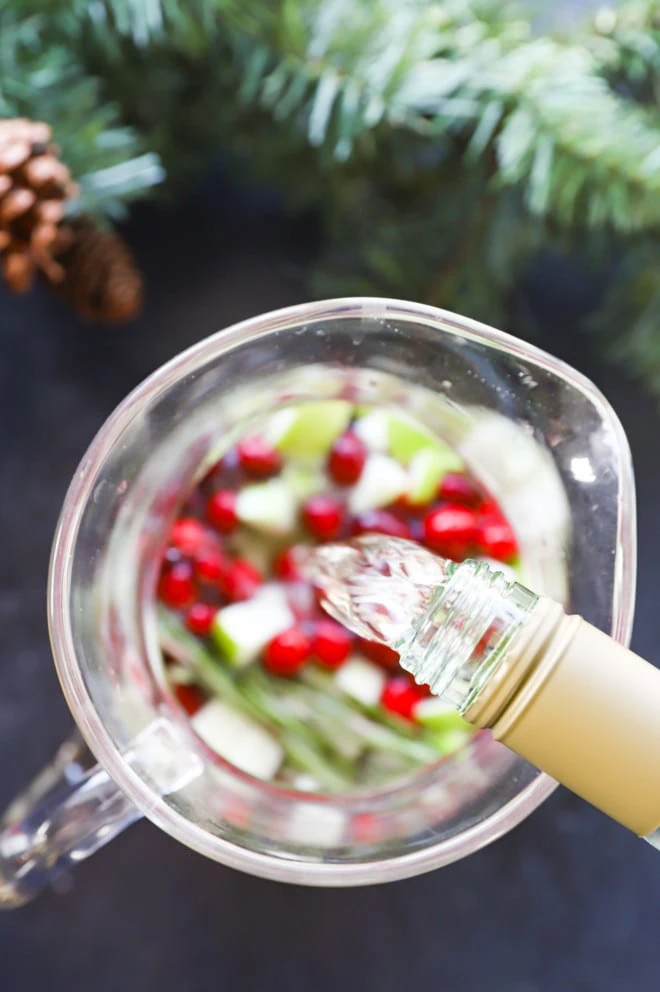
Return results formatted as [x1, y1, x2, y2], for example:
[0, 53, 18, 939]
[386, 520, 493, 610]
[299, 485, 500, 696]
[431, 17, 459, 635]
[0, 6, 163, 218]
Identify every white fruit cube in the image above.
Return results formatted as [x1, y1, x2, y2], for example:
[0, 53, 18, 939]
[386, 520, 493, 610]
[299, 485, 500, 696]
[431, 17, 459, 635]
[334, 656, 386, 707]
[236, 478, 298, 536]
[212, 588, 294, 667]
[348, 453, 408, 514]
[191, 700, 283, 779]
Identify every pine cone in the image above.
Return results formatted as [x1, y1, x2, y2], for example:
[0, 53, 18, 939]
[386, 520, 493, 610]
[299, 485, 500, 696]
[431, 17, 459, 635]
[0, 118, 78, 293]
[52, 218, 143, 323]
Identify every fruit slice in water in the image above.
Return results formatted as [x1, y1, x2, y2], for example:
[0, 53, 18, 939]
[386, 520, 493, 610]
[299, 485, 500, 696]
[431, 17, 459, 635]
[212, 587, 294, 667]
[191, 699, 284, 779]
[407, 447, 462, 506]
[348, 454, 408, 514]
[352, 411, 390, 452]
[353, 409, 464, 467]
[236, 478, 298, 536]
[388, 412, 446, 463]
[266, 401, 353, 458]
[334, 656, 386, 706]
[413, 697, 472, 732]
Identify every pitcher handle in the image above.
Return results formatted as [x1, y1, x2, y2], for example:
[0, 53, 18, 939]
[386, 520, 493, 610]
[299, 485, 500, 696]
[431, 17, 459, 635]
[0, 729, 140, 908]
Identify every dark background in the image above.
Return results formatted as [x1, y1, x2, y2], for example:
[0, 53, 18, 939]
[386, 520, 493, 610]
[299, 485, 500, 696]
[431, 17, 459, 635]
[1, 183, 659, 991]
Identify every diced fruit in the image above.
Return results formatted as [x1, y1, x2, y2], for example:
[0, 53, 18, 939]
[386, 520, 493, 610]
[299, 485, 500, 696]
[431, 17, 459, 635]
[170, 517, 210, 556]
[388, 413, 459, 464]
[212, 587, 294, 666]
[158, 561, 196, 608]
[191, 699, 284, 779]
[413, 697, 473, 733]
[429, 727, 472, 757]
[358, 639, 400, 670]
[438, 472, 482, 506]
[328, 432, 367, 485]
[220, 559, 263, 602]
[380, 676, 425, 721]
[236, 478, 298, 537]
[237, 437, 282, 478]
[206, 489, 238, 533]
[352, 411, 390, 452]
[407, 448, 461, 506]
[303, 495, 344, 540]
[273, 546, 303, 581]
[173, 682, 206, 716]
[194, 548, 227, 584]
[423, 504, 478, 560]
[282, 464, 327, 502]
[352, 509, 410, 539]
[477, 516, 518, 562]
[263, 626, 312, 676]
[266, 401, 353, 458]
[348, 454, 408, 514]
[185, 602, 217, 637]
[335, 657, 386, 707]
[313, 619, 352, 668]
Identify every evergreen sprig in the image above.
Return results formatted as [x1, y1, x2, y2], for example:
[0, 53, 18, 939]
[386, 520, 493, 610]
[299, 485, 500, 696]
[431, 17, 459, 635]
[5, 0, 660, 393]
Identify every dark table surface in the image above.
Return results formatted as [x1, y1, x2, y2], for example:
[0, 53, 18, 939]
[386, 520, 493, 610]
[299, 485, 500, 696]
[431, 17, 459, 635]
[1, 187, 659, 992]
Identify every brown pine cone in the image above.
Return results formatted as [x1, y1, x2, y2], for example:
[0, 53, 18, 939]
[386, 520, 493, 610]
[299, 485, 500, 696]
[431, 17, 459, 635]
[51, 218, 143, 323]
[0, 117, 78, 293]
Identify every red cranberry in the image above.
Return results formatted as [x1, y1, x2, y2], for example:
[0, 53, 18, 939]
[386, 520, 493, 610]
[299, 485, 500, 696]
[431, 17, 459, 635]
[273, 546, 303, 581]
[194, 547, 227, 584]
[158, 561, 196, 608]
[380, 676, 424, 721]
[313, 619, 353, 668]
[358, 639, 400, 670]
[220, 559, 263, 602]
[352, 509, 410, 539]
[206, 490, 238, 533]
[303, 496, 343, 541]
[185, 602, 217, 637]
[328, 432, 367, 485]
[170, 517, 209, 556]
[237, 437, 282, 478]
[173, 682, 205, 716]
[423, 503, 478, 560]
[477, 517, 518, 562]
[263, 626, 312, 676]
[438, 473, 482, 506]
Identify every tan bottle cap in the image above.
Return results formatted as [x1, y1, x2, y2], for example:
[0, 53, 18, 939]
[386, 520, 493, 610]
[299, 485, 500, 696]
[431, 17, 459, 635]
[465, 597, 660, 837]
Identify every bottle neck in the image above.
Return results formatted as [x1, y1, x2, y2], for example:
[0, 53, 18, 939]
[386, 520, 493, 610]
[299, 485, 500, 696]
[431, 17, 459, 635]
[396, 560, 538, 716]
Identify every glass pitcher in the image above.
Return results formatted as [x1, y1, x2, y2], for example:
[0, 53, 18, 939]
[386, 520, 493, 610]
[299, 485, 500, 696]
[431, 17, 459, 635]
[0, 298, 636, 906]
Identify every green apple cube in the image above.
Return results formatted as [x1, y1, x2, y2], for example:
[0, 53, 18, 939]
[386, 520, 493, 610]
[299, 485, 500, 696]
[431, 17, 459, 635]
[334, 656, 386, 706]
[388, 411, 461, 465]
[236, 478, 298, 536]
[191, 699, 284, 779]
[352, 410, 390, 452]
[429, 727, 472, 757]
[348, 453, 408, 514]
[212, 588, 294, 667]
[406, 447, 463, 505]
[414, 697, 473, 733]
[265, 400, 353, 457]
[282, 463, 327, 502]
